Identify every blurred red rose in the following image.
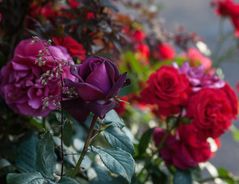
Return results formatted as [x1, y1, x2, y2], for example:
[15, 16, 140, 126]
[212, 0, 239, 16]
[135, 43, 150, 59]
[132, 30, 146, 42]
[86, 12, 95, 20]
[157, 43, 175, 60]
[29, 2, 59, 20]
[140, 66, 190, 116]
[53, 36, 86, 61]
[212, 0, 239, 37]
[187, 84, 238, 139]
[115, 96, 128, 116]
[67, 0, 80, 9]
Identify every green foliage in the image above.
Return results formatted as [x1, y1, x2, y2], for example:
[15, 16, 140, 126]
[173, 170, 192, 184]
[7, 133, 57, 183]
[7, 172, 47, 184]
[16, 134, 38, 173]
[103, 110, 125, 128]
[36, 133, 57, 179]
[103, 126, 134, 154]
[90, 165, 127, 184]
[137, 128, 154, 158]
[59, 177, 80, 184]
[92, 147, 135, 183]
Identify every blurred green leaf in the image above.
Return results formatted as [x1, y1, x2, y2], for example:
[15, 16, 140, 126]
[103, 110, 125, 128]
[7, 172, 48, 184]
[16, 134, 38, 173]
[231, 125, 239, 142]
[90, 164, 128, 184]
[59, 177, 80, 184]
[173, 169, 192, 184]
[103, 126, 134, 154]
[92, 147, 135, 183]
[36, 133, 56, 179]
[63, 121, 75, 146]
[137, 128, 154, 157]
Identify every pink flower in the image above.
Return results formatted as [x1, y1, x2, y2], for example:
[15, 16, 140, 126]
[0, 39, 73, 116]
[187, 48, 212, 70]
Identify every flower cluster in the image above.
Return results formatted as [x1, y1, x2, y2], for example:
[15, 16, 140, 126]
[0, 38, 126, 119]
[141, 63, 238, 169]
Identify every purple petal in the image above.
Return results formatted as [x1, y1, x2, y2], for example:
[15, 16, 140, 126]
[62, 99, 90, 123]
[86, 63, 111, 94]
[106, 73, 127, 98]
[86, 100, 116, 118]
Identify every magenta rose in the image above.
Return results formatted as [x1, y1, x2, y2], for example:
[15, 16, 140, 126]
[0, 38, 73, 116]
[153, 128, 212, 169]
[63, 56, 127, 122]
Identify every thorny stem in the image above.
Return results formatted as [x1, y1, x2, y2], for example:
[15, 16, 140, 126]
[73, 115, 98, 176]
[60, 76, 64, 178]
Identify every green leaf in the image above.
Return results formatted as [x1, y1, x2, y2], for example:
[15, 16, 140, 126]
[103, 110, 125, 128]
[103, 126, 134, 154]
[16, 134, 38, 172]
[92, 147, 135, 183]
[63, 121, 75, 146]
[173, 170, 192, 184]
[7, 172, 47, 184]
[36, 133, 56, 179]
[91, 165, 128, 184]
[138, 128, 154, 156]
[59, 177, 80, 184]
[231, 125, 239, 142]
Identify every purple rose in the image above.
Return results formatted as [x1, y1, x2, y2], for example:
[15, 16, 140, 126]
[179, 62, 225, 91]
[0, 38, 74, 116]
[63, 56, 127, 121]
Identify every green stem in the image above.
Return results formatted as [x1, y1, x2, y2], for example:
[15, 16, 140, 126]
[73, 115, 98, 176]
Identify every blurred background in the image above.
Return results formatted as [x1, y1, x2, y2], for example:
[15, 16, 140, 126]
[160, 0, 239, 175]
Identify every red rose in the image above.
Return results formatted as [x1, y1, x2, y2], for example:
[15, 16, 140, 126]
[187, 84, 238, 139]
[115, 96, 128, 116]
[212, 0, 239, 17]
[135, 43, 150, 59]
[132, 30, 146, 42]
[153, 128, 212, 169]
[157, 43, 175, 60]
[53, 36, 86, 61]
[67, 0, 80, 9]
[212, 0, 239, 37]
[141, 66, 190, 116]
[86, 12, 95, 20]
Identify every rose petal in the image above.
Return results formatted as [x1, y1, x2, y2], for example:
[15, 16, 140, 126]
[86, 63, 111, 94]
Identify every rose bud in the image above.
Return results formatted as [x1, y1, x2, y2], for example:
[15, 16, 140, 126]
[63, 56, 128, 122]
